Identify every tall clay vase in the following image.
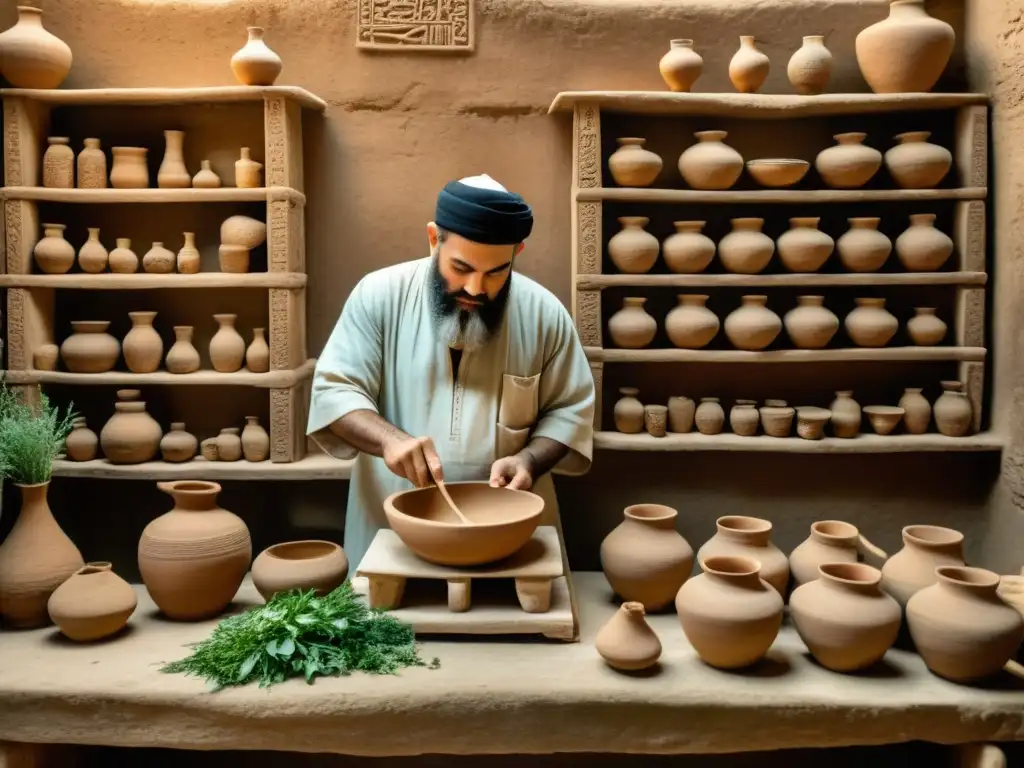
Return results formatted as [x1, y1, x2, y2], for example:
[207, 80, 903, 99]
[210, 313, 246, 372]
[0, 482, 84, 628]
[787, 35, 832, 95]
[122, 311, 164, 374]
[676, 555, 784, 669]
[855, 0, 955, 94]
[659, 39, 704, 92]
[166, 326, 201, 374]
[696, 515, 789, 595]
[599, 503, 694, 611]
[907, 566, 1024, 683]
[77, 138, 107, 189]
[678, 131, 744, 191]
[109, 147, 149, 189]
[595, 601, 663, 671]
[607, 297, 657, 349]
[157, 130, 191, 189]
[608, 216, 659, 273]
[0, 6, 73, 89]
[718, 218, 774, 274]
[728, 36, 770, 93]
[607, 138, 663, 188]
[246, 328, 270, 372]
[33, 222, 75, 274]
[724, 295, 782, 351]
[789, 520, 888, 586]
[662, 221, 715, 274]
[47, 562, 137, 642]
[177, 231, 201, 274]
[100, 398, 163, 464]
[789, 563, 901, 672]
[665, 294, 719, 349]
[252, 541, 349, 602]
[241, 416, 270, 462]
[139, 481, 252, 620]
[231, 26, 283, 86]
[815, 133, 882, 189]
[880, 523, 964, 607]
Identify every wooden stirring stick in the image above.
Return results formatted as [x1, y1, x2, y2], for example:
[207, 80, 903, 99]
[429, 466, 472, 525]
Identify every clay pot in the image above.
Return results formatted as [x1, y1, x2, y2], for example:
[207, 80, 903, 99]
[718, 218, 774, 274]
[608, 297, 657, 349]
[160, 423, 198, 463]
[787, 35, 832, 95]
[724, 295, 782, 350]
[608, 217, 659, 273]
[784, 295, 839, 349]
[934, 382, 972, 436]
[678, 131, 744, 190]
[200, 438, 219, 462]
[0, 6, 72, 88]
[32, 343, 59, 371]
[745, 159, 809, 188]
[899, 387, 931, 433]
[837, 217, 892, 272]
[668, 395, 695, 433]
[907, 566, 1023, 683]
[109, 238, 139, 273]
[790, 562, 901, 672]
[77, 228, 108, 273]
[662, 221, 715, 274]
[880, 523, 964, 607]
[33, 223, 75, 274]
[665, 294, 719, 349]
[0, 483, 84, 628]
[790, 520, 887, 586]
[42, 136, 73, 188]
[139, 480, 252, 620]
[796, 406, 831, 439]
[216, 428, 243, 462]
[165, 326, 201, 374]
[143, 242, 175, 274]
[906, 307, 947, 346]
[157, 130, 191, 189]
[210, 313, 247, 372]
[60, 321, 121, 373]
[193, 160, 221, 188]
[231, 26, 283, 86]
[728, 36, 770, 93]
[177, 232, 200, 274]
[844, 297, 897, 347]
[218, 244, 250, 273]
[221, 215, 267, 249]
[100, 398, 162, 464]
[251, 541, 349, 602]
[65, 417, 98, 461]
[608, 138, 663, 187]
[884, 131, 952, 189]
[895, 213, 953, 270]
[863, 405, 905, 435]
[644, 405, 668, 437]
[830, 390, 862, 438]
[855, 0, 955, 94]
[235, 147, 263, 188]
[122, 311, 163, 374]
[600, 503, 694, 611]
[241, 416, 270, 461]
[696, 515, 789, 595]
[730, 402, 759, 436]
[109, 147, 149, 189]
[77, 138, 107, 189]
[777, 217, 834, 273]
[659, 38, 704, 92]
[47, 562, 137, 642]
[246, 328, 270, 373]
[676, 555, 784, 669]
[759, 399, 795, 438]
[815, 133, 882, 189]
[695, 397, 725, 435]
[595, 601, 663, 671]
[613, 387, 644, 434]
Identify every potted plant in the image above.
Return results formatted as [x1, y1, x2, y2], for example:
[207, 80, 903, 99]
[0, 384, 84, 628]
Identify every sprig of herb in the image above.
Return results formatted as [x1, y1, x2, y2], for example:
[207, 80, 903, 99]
[0, 384, 77, 485]
[161, 581, 440, 691]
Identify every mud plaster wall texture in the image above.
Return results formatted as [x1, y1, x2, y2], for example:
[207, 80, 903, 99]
[3, 0, 1023, 580]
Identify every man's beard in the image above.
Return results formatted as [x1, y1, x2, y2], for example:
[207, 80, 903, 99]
[428, 254, 511, 352]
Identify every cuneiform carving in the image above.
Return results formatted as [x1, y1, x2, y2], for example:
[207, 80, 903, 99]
[265, 98, 287, 188]
[4, 100, 22, 187]
[270, 387, 292, 462]
[5, 202, 22, 275]
[270, 289, 289, 370]
[573, 104, 601, 189]
[577, 201, 600, 274]
[6, 289, 26, 370]
[268, 200, 290, 271]
[576, 290, 602, 347]
[960, 360, 984, 434]
[357, 0, 473, 50]
[964, 201, 985, 272]
[960, 288, 985, 348]
[970, 109, 987, 188]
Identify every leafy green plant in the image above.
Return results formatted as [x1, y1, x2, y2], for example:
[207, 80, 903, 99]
[162, 581, 440, 691]
[0, 384, 77, 485]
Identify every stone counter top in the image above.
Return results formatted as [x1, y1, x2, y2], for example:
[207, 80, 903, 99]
[1, 572, 1023, 756]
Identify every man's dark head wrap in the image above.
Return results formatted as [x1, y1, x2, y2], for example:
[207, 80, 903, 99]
[434, 174, 534, 246]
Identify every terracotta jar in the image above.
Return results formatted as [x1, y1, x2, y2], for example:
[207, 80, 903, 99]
[78, 228, 109, 273]
[595, 601, 663, 671]
[600, 503, 694, 611]
[33, 342, 58, 371]
[907, 566, 1024, 683]
[33, 223, 75, 274]
[730, 401, 759, 436]
[697, 515, 789, 595]
[855, 0, 955, 94]
[796, 406, 831, 440]
[65, 417, 98, 461]
[77, 138, 107, 189]
[235, 147, 263, 188]
[156, 129, 191, 189]
[676, 555, 784, 669]
[60, 321, 121, 373]
[659, 38, 704, 92]
[165, 326, 201, 374]
[662, 221, 715, 274]
[899, 387, 932, 433]
[777, 218, 834, 273]
[815, 133, 882, 189]
[759, 399, 795, 438]
[47, 562, 137, 642]
[177, 232, 201, 274]
[210, 313, 247, 372]
[109, 147, 149, 189]
[608, 217, 660, 273]
[895, 213, 953, 271]
[678, 131, 744, 190]
[613, 387, 644, 433]
[789, 520, 887, 586]
[608, 138, 663, 187]
[837, 217, 892, 272]
[724, 295, 781, 350]
[608, 297, 657, 349]
[221, 215, 267, 249]
[200, 438, 219, 462]
[880, 523, 964, 607]
[143, 242, 175, 274]
[160, 423, 198, 463]
[231, 26, 283, 86]
[884, 131, 952, 189]
[42, 136, 73, 188]
[0, 6, 73, 88]
[667, 395, 695, 433]
[786, 35, 832, 95]
[251, 541, 349, 602]
[139, 480, 252, 620]
[728, 36, 770, 93]
[241, 416, 271, 461]
[193, 160, 221, 188]
[907, 307, 947, 346]
[246, 328, 270, 372]
[0, 482, 84, 628]
[100, 397, 162, 464]
[644, 404, 668, 437]
[665, 294, 719, 349]
[718, 218, 774, 274]
[216, 428, 243, 462]
[109, 238, 139, 273]
[123, 311, 164, 374]
[695, 397, 725, 435]
[790, 563, 901, 672]
[784, 295, 839, 349]
[844, 297, 897, 347]
[219, 244, 250, 273]
[934, 381, 972, 436]
[830, 390, 862, 438]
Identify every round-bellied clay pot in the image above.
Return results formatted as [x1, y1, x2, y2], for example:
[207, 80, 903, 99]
[109, 238, 139, 273]
[77, 138, 107, 189]
[662, 221, 715, 274]
[696, 515, 789, 595]
[644, 404, 668, 437]
[784, 295, 839, 349]
[251, 540, 349, 601]
[695, 397, 725, 435]
[895, 213, 953, 271]
[78, 228, 109, 273]
[837, 217, 892, 272]
[718, 218, 774, 274]
[231, 26, 282, 86]
[241, 416, 270, 461]
[139, 480, 252, 620]
[613, 387, 644, 434]
[659, 38, 704, 92]
[65, 417, 98, 461]
[787, 35, 832, 95]
[0, 6, 72, 88]
[608, 216, 659, 273]
[209, 313, 246, 372]
[934, 381, 972, 436]
[216, 428, 243, 462]
[193, 159, 221, 188]
[880, 523, 964, 607]
[109, 147, 149, 189]
[122, 311, 164, 374]
[830, 390, 862, 438]
[899, 387, 931, 433]
[728, 36, 770, 93]
[47, 561, 137, 641]
[33, 223, 75, 274]
[608, 297, 657, 349]
[884, 131, 952, 189]
[789, 520, 887, 586]
[678, 131, 744, 190]
[844, 297, 898, 347]
[100, 397, 162, 464]
[600, 503, 694, 611]
[595, 601, 663, 671]
[665, 294, 719, 349]
[165, 326, 201, 374]
[855, 0, 955, 94]
[777, 217, 834, 273]
[160, 422, 198, 463]
[815, 133, 882, 189]
[667, 395, 695, 433]
[60, 321, 121, 373]
[142, 242, 175, 274]
[724, 295, 782, 350]
[759, 399, 795, 438]
[676, 555, 784, 669]
[608, 139, 663, 187]
[730, 401, 759, 436]
[907, 307, 947, 346]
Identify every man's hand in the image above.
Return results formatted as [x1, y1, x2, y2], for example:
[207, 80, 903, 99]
[382, 434, 443, 488]
[489, 453, 534, 490]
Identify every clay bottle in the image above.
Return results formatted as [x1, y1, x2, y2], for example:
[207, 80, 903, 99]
[122, 311, 164, 374]
[177, 232, 201, 274]
[0, 6, 73, 89]
[246, 328, 270, 372]
[160, 423, 198, 463]
[696, 515, 789, 595]
[662, 221, 715, 274]
[855, 0, 955, 94]
[64, 417, 98, 462]
[209, 313, 246, 372]
[77, 228, 109, 273]
[880, 524, 964, 606]
[728, 36, 770, 93]
[241, 416, 270, 462]
[595, 602, 663, 671]
[613, 387, 644, 433]
[659, 38, 704, 92]
[42, 136, 74, 188]
[33, 223, 76, 274]
[815, 133, 882, 189]
[608, 216, 659, 273]
[143, 242, 176, 274]
[786, 35, 832, 95]
[665, 294, 719, 349]
[607, 297, 657, 349]
[46, 562, 138, 641]
[723, 295, 782, 350]
[899, 387, 931, 433]
[157, 130, 191, 189]
[231, 26, 283, 86]
[607, 138, 663, 188]
[193, 159, 222, 188]
[165, 326, 202, 374]
[934, 381, 973, 436]
[99, 398, 163, 464]
[789, 520, 887, 586]
[109, 238, 139, 273]
[234, 147, 263, 188]
[77, 138, 107, 189]
[718, 218, 774, 274]
[783, 295, 839, 349]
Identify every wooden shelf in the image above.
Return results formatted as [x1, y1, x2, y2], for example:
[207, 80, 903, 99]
[585, 346, 987, 363]
[578, 272, 988, 289]
[548, 91, 988, 117]
[595, 430, 1003, 453]
[577, 187, 987, 204]
[51, 452, 352, 480]
[2, 358, 316, 388]
[0, 273, 307, 289]
[0, 85, 328, 111]
[0, 186, 306, 205]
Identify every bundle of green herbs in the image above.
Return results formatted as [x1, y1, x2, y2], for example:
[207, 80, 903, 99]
[0, 384, 77, 485]
[162, 580, 440, 691]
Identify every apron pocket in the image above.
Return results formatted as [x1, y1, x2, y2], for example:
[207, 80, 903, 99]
[496, 423, 531, 458]
[498, 372, 540, 430]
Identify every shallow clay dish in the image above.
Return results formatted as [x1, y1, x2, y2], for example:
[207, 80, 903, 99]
[746, 159, 810, 188]
[383, 481, 544, 567]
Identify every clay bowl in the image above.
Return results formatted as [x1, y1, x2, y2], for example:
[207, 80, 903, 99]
[251, 540, 349, 601]
[796, 406, 832, 440]
[383, 481, 544, 567]
[863, 405, 905, 436]
[746, 159, 810, 188]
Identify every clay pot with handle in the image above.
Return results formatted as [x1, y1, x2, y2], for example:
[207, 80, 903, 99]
[789, 520, 888, 586]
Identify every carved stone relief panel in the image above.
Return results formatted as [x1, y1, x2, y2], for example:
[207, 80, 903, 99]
[357, 0, 474, 52]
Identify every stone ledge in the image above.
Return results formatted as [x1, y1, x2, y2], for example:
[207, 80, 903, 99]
[1, 573, 1022, 756]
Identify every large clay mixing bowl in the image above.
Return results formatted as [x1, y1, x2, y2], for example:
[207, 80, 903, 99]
[383, 481, 544, 567]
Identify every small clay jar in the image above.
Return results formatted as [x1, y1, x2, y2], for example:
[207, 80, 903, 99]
[160, 423, 198, 463]
[667, 395, 695, 433]
[844, 297, 897, 347]
[218, 244, 250, 273]
[33, 223, 75, 274]
[241, 416, 270, 461]
[728, 35, 770, 93]
[777, 217, 834, 273]
[608, 216, 660, 273]
[42, 136, 74, 188]
[607, 138, 663, 188]
[177, 232, 201, 274]
[730, 401, 759, 436]
[100, 399, 163, 464]
[677, 131, 744, 190]
[814, 133, 882, 189]
[595, 601, 663, 671]
[760, 399, 795, 438]
[884, 131, 952, 189]
[696, 516, 790, 595]
[216, 428, 243, 462]
[46, 562, 137, 642]
[784, 295, 839, 349]
[246, 328, 270, 373]
[109, 147, 149, 189]
[231, 26, 283, 86]
[796, 406, 831, 440]
[665, 294, 719, 349]
[724, 295, 782, 350]
[200, 438, 220, 462]
[829, 390, 862, 438]
[122, 311, 164, 374]
[251, 540, 350, 602]
[77, 228, 109, 273]
[64, 417, 98, 461]
[786, 35, 832, 95]
[235, 147, 263, 188]
[193, 159, 222, 188]
[77, 138, 107, 189]
[143, 242, 176, 274]
[899, 387, 932, 434]
[695, 397, 725, 435]
[608, 297, 657, 349]
[209, 313, 246, 372]
[613, 387, 644, 434]
[108, 238, 139, 273]
[166, 326, 201, 374]
[934, 381, 972, 437]
[644, 404, 668, 437]
[718, 218, 774, 274]
[32, 343, 59, 371]
[60, 321, 121, 373]
[907, 307, 947, 346]
[662, 221, 715, 274]
[659, 38, 704, 93]
[789, 519, 887, 586]
[880, 523, 964, 607]
[895, 214, 953, 271]
[837, 217, 892, 272]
